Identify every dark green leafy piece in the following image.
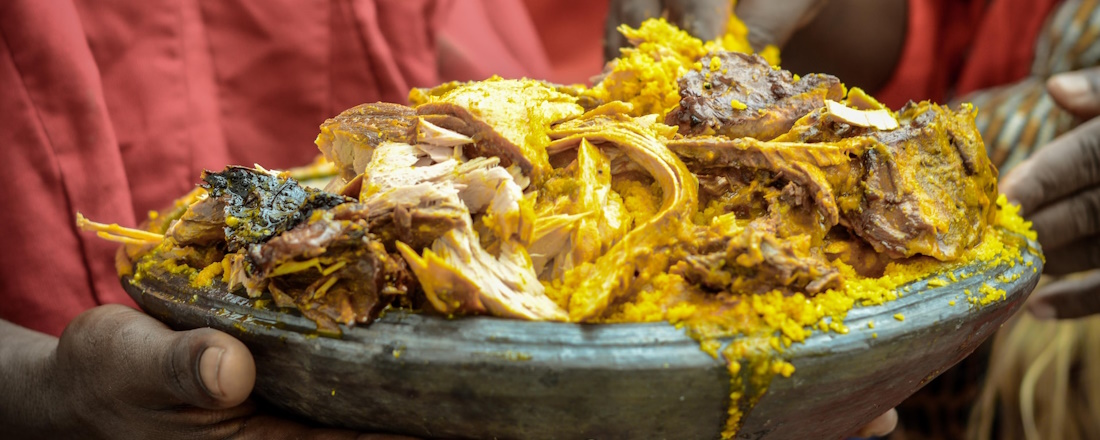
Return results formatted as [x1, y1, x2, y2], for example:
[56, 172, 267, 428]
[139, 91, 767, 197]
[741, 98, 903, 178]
[201, 166, 348, 251]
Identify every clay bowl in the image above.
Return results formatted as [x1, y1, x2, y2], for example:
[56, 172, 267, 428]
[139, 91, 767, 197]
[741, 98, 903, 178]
[121, 233, 1041, 439]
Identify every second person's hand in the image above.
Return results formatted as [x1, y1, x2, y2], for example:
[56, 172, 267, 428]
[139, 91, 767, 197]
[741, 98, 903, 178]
[602, 0, 830, 61]
[603, 0, 731, 61]
[1000, 67, 1100, 319]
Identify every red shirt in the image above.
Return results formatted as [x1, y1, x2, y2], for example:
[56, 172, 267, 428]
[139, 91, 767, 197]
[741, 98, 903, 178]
[0, 0, 557, 336]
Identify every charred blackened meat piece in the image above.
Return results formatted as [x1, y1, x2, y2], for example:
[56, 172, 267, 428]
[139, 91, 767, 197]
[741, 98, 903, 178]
[201, 166, 349, 252]
[666, 52, 844, 141]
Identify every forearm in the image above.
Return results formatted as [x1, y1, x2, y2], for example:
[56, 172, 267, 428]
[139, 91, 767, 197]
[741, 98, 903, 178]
[0, 319, 68, 439]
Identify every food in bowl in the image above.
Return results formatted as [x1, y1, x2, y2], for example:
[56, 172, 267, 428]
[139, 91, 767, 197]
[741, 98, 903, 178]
[81, 17, 1039, 438]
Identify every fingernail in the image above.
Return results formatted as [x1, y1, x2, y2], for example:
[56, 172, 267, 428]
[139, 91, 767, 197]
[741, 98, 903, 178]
[1028, 301, 1056, 320]
[1051, 72, 1092, 97]
[199, 347, 226, 397]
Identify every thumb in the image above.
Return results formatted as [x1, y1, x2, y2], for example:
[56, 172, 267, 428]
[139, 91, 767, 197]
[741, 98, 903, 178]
[1047, 68, 1100, 119]
[852, 408, 898, 438]
[60, 305, 256, 410]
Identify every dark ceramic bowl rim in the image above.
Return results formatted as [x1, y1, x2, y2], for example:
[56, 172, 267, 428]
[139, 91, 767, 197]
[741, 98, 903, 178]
[121, 232, 1042, 439]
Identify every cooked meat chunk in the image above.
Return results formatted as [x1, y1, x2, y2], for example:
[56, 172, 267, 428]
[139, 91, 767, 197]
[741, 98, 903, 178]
[675, 170, 841, 296]
[166, 195, 226, 247]
[415, 78, 584, 181]
[201, 166, 348, 252]
[672, 101, 997, 262]
[666, 52, 844, 141]
[375, 202, 466, 254]
[245, 214, 413, 335]
[773, 102, 998, 260]
[355, 142, 480, 252]
[844, 102, 997, 260]
[315, 103, 417, 181]
[669, 136, 865, 227]
[676, 214, 841, 296]
[724, 225, 841, 295]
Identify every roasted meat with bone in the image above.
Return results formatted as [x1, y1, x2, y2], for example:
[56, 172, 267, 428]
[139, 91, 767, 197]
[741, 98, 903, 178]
[847, 102, 997, 260]
[665, 52, 845, 141]
[667, 61, 997, 262]
[774, 101, 998, 260]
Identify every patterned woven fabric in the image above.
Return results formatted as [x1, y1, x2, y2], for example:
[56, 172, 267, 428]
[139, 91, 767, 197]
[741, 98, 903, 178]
[960, 0, 1100, 173]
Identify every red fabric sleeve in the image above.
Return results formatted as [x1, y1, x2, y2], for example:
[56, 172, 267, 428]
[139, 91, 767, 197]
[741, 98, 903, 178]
[875, 0, 1061, 108]
[875, 0, 976, 107]
[436, 0, 554, 82]
[953, 0, 1062, 95]
[0, 0, 138, 336]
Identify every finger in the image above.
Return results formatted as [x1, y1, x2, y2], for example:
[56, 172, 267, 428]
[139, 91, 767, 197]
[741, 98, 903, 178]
[999, 117, 1100, 215]
[852, 408, 898, 438]
[666, 0, 731, 42]
[735, 0, 828, 50]
[1025, 184, 1100, 251]
[734, 0, 786, 49]
[603, 0, 661, 62]
[1048, 68, 1100, 119]
[1028, 271, 1100, 320]
[1040, 233, 1100, 275]
[233, 414, 418, 440]
[60, 305, 255, 410]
